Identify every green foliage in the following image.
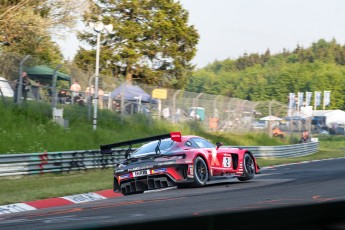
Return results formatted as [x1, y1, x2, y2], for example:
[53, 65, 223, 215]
[77, 0, 199, 87]
[316, 135, 345, 149]
[187, 39, 345, 110]
[0, 7, 63, 62]
[0, 0, 86, 65]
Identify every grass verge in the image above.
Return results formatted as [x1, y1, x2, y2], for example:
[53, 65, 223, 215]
[0, 168, 114, 205]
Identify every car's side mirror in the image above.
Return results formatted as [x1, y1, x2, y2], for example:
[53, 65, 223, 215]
[216, 142, 223, 150]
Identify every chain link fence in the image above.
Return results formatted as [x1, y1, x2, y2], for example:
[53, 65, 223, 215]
[1, 52, 338, 136]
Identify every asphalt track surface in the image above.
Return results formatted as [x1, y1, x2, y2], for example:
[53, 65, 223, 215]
[1, 158, 345, 230]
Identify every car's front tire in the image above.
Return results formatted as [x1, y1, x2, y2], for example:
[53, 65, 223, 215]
[237, 153, 255, 181]
[192, 156, 209, 187]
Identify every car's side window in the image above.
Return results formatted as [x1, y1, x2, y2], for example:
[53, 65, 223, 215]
[201, 139, 216, 148]
[185, 141, 192, 147]
[184, 140, 198, 148]
[191, 138, 215, 148]
[192, 138, 205, 148]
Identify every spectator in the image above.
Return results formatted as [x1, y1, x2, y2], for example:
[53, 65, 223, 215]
[98, 88, 104, 109]
[190, 110, 200, 121]
[30, 80, 42, 100]
[42, 83, 52, 102]
[113, 94, 121, 112]
[58, 89, 67, 104]
[273, 127, 284, 138]
[301, 130, 309, 143]
[85, 85, 94, 103]
[85, 85, 94, 96]
[70, 80, 81, 102]
[65, 91, 72, 104]
[74, 93, 85, 106]
[14, 71, 31, 102]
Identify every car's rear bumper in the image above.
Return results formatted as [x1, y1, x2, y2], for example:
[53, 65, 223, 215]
[116, 174, 176, 195]
[115, 175, 195, 195]
[114, 164, 194, 195]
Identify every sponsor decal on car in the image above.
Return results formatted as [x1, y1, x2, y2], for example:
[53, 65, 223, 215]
[210, 149, 220, 166]
[157, 161, 176, 166]
[128, 166, 154, 172]
[151, 168, 167, 173]
[222, 156, 232, 168]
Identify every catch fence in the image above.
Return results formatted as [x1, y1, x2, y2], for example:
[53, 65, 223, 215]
[1, 78, 302, 134]
[0, 52, 312, 134]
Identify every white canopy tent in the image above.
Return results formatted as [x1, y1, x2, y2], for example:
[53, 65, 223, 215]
[260, 115, 283, 121]
[324, 110, 345, 127]
[0, 77, 14, 97]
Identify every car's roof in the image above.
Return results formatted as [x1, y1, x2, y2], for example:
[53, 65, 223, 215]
[181, 135, 201, 140]
[160, 135, 201, 142]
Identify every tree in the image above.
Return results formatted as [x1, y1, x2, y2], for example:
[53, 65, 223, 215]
[0, 0, 87, 60]
[79, 0, 199, 88]
[186, 39, 345, 110]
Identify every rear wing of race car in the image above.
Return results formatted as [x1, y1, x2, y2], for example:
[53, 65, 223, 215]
[100, 132, 182, 158]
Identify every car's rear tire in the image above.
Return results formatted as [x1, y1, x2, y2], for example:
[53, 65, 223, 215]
[192, 156, 209, 187]
[237, 153, 255, 181]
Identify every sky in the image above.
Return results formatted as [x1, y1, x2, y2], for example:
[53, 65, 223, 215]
[58, 0, 345, 69]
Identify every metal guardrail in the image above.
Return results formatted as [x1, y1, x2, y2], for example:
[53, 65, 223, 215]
[0, 142, 319, 177]
[230, 141, 320, 158]
[0, 149, 127, 177]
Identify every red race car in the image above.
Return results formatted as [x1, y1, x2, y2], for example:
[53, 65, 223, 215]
[100, 132, 260, 195]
